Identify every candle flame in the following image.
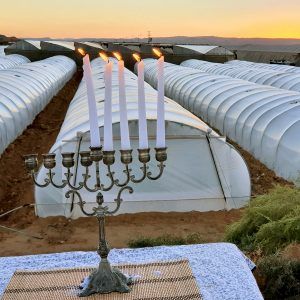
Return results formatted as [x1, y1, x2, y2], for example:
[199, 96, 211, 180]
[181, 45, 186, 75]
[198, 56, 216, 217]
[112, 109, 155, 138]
[78, 48, 86, 56]
[113, 52, 122, 61]
[153, 48, 162, 58]
[99, 52, 109, 62]
[133, 53, 141, 62]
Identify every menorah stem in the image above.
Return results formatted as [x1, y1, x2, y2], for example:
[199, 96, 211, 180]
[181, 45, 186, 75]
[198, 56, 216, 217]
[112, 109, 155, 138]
[97, 214, 109, 258]
[79, 213, 132, 297]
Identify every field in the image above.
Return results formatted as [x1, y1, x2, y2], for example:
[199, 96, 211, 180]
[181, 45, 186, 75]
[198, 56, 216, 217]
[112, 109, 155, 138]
[0, 69, 292, 257]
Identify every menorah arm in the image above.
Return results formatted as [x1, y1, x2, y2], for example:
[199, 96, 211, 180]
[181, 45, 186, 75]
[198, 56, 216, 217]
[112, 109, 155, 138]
[130, 164, 148, 183]
[64, 169, 84, 190]
[47, 169, 67, 188]
[147, 162, 165, 180]
[114, 165, 131, 187]
[31, 171, 50, 188]
[101, 166, 115, 191]
[81, 167, 99, 193]
[108, 186, 133, 215]
[65, 190, 95, 217]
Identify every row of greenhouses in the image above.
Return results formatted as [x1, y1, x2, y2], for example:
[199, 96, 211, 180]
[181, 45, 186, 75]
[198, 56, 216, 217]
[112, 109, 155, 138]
[0, 55, 76, 155]
[182, 59, 300, 93]
[227, 59, 300, 74]
[0, 54, 30, 70]
[142, 59, 300, 183]
[35, 57, 251, 218]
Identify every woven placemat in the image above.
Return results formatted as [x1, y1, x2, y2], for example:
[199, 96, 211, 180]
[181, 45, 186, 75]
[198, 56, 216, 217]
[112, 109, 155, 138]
[2, 259, 202, 300]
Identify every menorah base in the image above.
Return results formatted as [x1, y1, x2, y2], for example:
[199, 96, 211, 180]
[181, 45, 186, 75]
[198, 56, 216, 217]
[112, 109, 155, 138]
[79, 258, 132, 297]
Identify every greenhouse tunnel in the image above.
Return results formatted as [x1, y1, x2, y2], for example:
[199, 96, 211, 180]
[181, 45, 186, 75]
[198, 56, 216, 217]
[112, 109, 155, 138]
[182, 59, 300, 93]
[142, 59, 300, 183]
[0, 55, 76, 155]
[35, 57, 251, 218]
[227, 59, 300, 74]
[0, 54, 30, 70]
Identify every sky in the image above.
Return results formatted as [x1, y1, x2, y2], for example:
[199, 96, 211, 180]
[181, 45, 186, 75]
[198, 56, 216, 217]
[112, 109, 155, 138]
[1, 0, 300, 39]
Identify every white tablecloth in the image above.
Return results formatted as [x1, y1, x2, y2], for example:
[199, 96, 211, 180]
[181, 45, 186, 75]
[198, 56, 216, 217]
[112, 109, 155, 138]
[0, 243, 263, 300]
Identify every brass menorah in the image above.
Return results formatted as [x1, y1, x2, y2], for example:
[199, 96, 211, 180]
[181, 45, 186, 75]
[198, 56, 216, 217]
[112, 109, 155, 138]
[24, 146, 167, 297]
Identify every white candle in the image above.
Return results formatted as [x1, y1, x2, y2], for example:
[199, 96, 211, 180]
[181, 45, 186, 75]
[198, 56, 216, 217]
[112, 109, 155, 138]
[82, 54, 101, 148]
[103, 60, 113, 151]
[118, 60, 131, 150]
[156, 56, 165, 148]
[137, 60, 149, 149]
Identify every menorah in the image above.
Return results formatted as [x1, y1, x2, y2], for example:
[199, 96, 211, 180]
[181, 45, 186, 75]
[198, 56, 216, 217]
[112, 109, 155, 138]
[23, 146, 167, 296]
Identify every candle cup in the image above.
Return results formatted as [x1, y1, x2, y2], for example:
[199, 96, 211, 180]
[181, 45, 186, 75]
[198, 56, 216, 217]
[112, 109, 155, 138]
[42, 153, 56, 169]
[155, 147, 167, 162]
[90, 147, 103, 162]
[61, 152, 75, 168]
[23, 154, 38, 171]
[138, 148, 150, 164]
[103, 151, 116, 166]
[120, 149, 133, 165]
[80, 151, 92, 167]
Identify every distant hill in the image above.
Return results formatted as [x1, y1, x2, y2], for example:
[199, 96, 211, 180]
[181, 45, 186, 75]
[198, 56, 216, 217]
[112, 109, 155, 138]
[0, 34, 18, 45]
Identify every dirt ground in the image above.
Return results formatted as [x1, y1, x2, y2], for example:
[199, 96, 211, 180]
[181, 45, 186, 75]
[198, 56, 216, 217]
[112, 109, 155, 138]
[0, 69, 293, 257]
[0, 211, 243, 257]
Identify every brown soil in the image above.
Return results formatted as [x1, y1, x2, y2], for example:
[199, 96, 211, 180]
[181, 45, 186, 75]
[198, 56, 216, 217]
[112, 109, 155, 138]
[0, 70, 294, 257]
[0, 211, 242, 257]
[0, 71, 82, 218]
[229, 139, 293, 196]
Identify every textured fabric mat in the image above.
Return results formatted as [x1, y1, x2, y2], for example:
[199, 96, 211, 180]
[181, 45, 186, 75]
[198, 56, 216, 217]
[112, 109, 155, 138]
[2, 259, 202, 300]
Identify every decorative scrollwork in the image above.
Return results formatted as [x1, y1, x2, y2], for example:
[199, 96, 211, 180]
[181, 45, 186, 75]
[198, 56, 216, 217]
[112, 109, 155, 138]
[147, 162, 165, 180]
[65, 186, 133, 217]
[130, 164, 148, 183]
[31, 171, 50, 188]
[114, 165, 132, 187]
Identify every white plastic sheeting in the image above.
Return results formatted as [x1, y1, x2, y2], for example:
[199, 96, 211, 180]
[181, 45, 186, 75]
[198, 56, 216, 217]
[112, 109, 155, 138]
[0, 46, 7, 56]
[0, 55, 76, 155]
[25, 40, 41, 49]
[35, 57, 250, 218]
[143, 59, 300, 183]
[82, 42, 104, 50]
[43, 41, 75, 51]
[227, 60, 300, 74]
[182, 59, 300, 93]
[176, 45, 233, 55]
[0, 54, 30, 70]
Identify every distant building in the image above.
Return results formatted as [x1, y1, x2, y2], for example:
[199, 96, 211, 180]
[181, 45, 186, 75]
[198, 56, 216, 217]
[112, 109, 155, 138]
[5, 39, 234, 68]
[233, 45, 300, 66]
[5, 40, 80, 62]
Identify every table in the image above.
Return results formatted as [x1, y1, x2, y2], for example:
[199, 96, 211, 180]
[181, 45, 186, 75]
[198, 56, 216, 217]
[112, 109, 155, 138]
[0, 243, 263, 300]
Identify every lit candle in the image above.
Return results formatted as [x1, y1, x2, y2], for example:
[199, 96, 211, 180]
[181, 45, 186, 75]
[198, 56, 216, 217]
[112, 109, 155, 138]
[133, 54, 148, 149]
[100, 53, 113, 151]
[153, 49, 165, 148]
[82, 53, 101, 148]
[114, 52, 131, 150]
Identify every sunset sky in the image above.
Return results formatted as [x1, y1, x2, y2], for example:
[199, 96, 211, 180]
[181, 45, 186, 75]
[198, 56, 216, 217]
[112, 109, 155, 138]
[1, 0, 300, 39]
